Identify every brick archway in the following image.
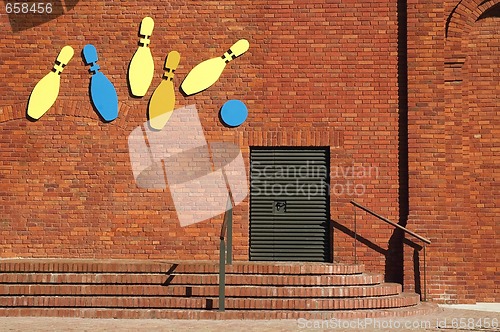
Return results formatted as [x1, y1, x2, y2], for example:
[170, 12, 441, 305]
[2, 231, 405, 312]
[445, 0, 500, 76]
[447, 0, 500, 36]
[442, 0, 499, 302]
[407, 0, 499, 303]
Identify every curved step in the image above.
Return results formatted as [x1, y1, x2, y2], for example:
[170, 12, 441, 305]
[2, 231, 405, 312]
[200, 262, 365, 275]
[0, 302, 441, 319]
[0, 283, 402, 298]
[0, 272, 383, 286]
[0, 259, 365, 275]
[0, 293, 420, 310]
[224, 293, 421, 310]
[0, 259, 424, 319]
[167, 273, 384, 286]
[0, 273, 169, 285]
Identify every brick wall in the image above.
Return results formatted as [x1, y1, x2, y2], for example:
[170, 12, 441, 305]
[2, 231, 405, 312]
[0, 0, 497, 303]
[466, 10, 499, 303]
[0, 0, 400, 268]
[407, 0, 499, 303]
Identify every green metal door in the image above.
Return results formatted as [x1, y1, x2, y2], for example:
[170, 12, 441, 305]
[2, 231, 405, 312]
[249, 147, 331, 262]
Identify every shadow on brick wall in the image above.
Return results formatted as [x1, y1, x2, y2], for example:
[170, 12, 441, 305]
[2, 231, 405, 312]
[385, 0, 410, 289]
[7, 0, 80, 33]
[331, 218, 425, 298]
[330, 219, 387, 257]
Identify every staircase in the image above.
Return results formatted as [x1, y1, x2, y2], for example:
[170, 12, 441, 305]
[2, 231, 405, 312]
[0, 259, 437, 319]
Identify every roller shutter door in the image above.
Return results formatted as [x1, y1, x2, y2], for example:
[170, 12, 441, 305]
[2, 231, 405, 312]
[249, 147, 331, 262]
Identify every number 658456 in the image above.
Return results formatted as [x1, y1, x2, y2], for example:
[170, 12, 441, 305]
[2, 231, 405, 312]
[5, 2, 53, 14]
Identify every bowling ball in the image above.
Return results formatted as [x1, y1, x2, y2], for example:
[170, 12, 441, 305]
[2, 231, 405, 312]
[6, 0, 80, 32]
[220, 100, 248, 127]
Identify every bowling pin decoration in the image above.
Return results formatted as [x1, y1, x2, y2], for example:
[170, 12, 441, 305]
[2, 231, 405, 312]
[82, 44, 118, 122]
[148, 51, 181, 130]
[27, 45, 74, 120]
[128, 16, 155, 97]
[180, 39, 249, 96]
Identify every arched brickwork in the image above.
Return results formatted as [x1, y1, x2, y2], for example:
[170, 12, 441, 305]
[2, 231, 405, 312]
[441, 0, 499, 302]
[407, 0, 499, 303]
[445, 0, 500, 78]
[464, 8, 499, 302]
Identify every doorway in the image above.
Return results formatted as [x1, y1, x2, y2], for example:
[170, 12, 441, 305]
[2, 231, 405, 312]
[249, 147, 331, 262]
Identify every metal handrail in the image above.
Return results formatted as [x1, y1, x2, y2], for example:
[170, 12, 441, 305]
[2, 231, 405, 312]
[219, 196, 233, 312]
[350, 201, 431, 244]
[350, 200, 431, 301]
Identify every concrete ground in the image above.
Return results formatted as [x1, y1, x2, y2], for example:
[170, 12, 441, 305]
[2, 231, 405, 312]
[0, 305, 499, 332]
[439, 303, 500, 313]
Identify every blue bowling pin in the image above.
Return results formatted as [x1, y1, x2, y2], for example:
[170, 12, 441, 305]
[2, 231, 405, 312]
[82, 44, 118, 122]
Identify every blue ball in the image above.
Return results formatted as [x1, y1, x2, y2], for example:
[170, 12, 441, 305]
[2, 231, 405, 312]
[220, 100, 248, 127]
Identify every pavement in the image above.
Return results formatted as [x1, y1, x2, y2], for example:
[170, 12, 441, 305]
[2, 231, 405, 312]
[439, 303, 500, 313]
[0, 305, 499, 332]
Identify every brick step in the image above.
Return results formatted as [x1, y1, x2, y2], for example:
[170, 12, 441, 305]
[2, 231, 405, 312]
[0, 302, 441, 319]
[0, 259, 426, 319]
[0, 283, 402, 298]
[0, 293, 420, 310]
[167, 273, 384, 286]
[0, 272, 383, 286]
[0, 259, 364, 275]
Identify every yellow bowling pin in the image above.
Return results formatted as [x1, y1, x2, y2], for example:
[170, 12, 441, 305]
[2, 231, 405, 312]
[148, 51, 181, 130]
[128, 16, 155, 97]
[27, 45, 74, 120]
[180, 39, 249, 96]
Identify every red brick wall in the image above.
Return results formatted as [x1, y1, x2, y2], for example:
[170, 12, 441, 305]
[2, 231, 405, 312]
[406, 0, 447, 301]
[466, 13, 500, 303]
[407, 0, 499, 303]
[0, 0, 497, 303]
[0, 0, 400, 269]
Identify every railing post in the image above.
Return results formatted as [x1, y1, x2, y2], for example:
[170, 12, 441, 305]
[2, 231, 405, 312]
[354, 207, 357, 265]
[423, 245, 427, 302]
[219, 238, 226, 311]
[218, 195, 232, 312]
[349, 200, 432, 303]
[226, 198, 233, 265]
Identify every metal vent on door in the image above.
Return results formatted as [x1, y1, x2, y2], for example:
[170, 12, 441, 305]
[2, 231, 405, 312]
[249, 147, 331, 262]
